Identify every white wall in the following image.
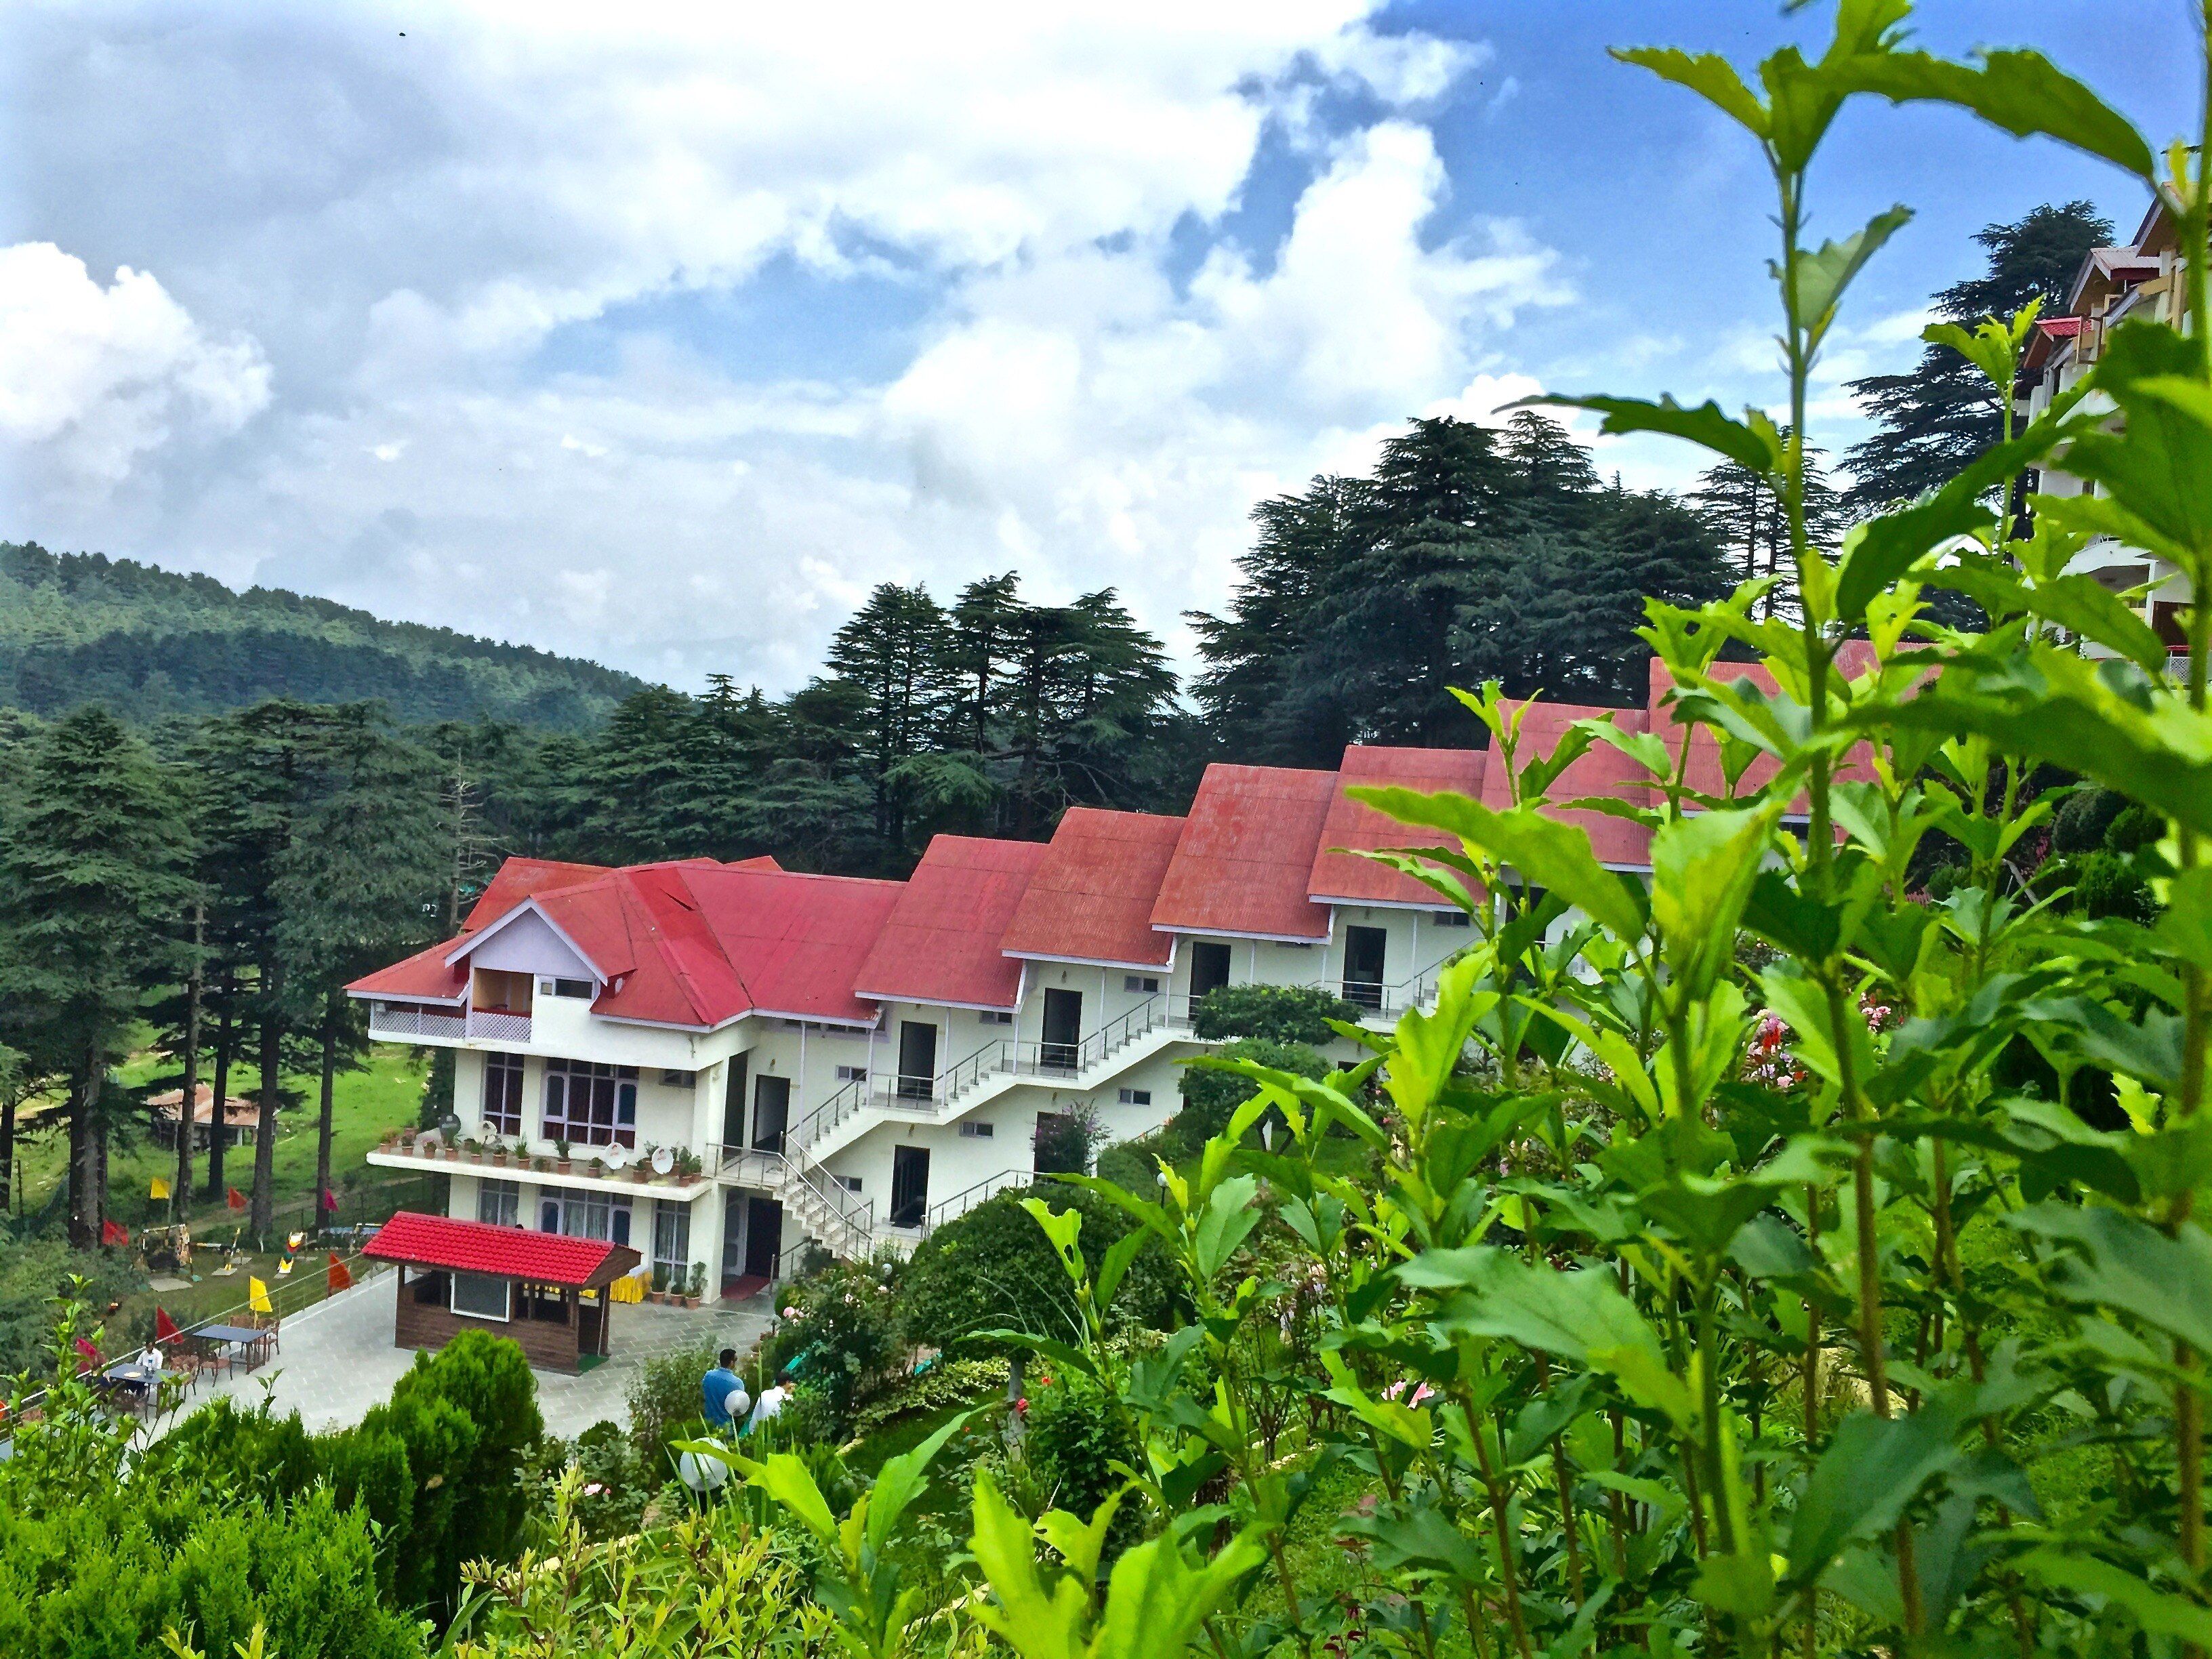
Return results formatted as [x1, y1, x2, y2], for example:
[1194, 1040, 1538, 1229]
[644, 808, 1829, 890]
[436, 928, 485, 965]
[468, 909, 597, 980]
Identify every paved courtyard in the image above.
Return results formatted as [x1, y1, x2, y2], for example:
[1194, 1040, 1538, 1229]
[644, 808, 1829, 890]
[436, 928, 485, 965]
[174, 1267, 777, 1440]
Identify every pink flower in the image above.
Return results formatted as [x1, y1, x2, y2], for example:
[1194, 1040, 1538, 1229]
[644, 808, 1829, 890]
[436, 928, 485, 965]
[583, 1482, 605, 1496]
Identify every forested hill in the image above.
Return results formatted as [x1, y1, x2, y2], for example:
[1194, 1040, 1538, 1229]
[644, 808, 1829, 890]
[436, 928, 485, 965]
[0, 541, 645, 730]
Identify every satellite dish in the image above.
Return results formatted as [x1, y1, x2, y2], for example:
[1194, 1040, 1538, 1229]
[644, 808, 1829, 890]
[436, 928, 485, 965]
[603, 1145, 630, 1171]
[651, 1147, 676, 1176]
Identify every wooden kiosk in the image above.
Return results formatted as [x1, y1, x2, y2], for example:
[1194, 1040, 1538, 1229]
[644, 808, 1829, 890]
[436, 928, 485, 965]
[365, 1212, 642, 1374]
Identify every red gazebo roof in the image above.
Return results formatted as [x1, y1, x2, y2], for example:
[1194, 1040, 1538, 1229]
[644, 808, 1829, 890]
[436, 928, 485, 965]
[365, 1211, 640, 1288]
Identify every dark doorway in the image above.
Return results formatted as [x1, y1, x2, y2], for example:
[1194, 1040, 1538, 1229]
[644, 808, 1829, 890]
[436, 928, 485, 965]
[897, 1021, 938, 1100]
[743, 1197, 782, 1279]
[1189, 940, 1232, 1000]
[890, 1145, 930, 1229]
[721, 1053, 748, 1149]
[1343, 925, 1387, 1010]
[1042, 988, 1083, 1070]
[752, 1074, 790, 1152]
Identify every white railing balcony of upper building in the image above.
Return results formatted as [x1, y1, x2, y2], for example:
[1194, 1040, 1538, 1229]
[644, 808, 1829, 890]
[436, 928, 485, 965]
[367, 1002, 532, 1044]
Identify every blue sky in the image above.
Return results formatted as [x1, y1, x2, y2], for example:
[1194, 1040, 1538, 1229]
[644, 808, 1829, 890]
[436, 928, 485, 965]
[0, 1, 2196, 691]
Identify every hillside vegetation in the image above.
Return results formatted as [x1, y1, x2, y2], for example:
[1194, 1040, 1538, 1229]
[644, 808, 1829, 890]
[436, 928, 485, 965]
[0, 541, 644, 730]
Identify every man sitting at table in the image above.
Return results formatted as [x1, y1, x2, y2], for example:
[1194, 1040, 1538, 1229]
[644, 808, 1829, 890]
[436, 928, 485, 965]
[137, 1339, 163, 1374]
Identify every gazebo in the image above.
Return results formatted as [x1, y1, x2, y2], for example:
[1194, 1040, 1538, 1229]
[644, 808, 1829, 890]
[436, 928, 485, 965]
[365, 1211, 642, 1373]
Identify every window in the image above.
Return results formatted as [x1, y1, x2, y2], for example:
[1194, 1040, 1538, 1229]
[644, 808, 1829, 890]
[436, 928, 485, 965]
[1189, 941, 1232, 1000]
[544, 1190, 632, 1246]
[838, 1175, 863, 1193]
[651, 1200, 691, 1283]
[477, 1178, 520, 1227]
[978, 1010, 1013, 1025]
[451, 1271, 510, 1322]
[959, 1121, 995, 1138]
[1118, 1088, 1152, 1107]
[835, 1065, 867, 1082]
[542, 1058, 638, 1148]
[483, 1053, 525, 1136]
[1431, 909, 1471, 928]
[661, 1069, 695, 1088]
[1124, 975, 1161, 994]
[547, 978, 593, 999]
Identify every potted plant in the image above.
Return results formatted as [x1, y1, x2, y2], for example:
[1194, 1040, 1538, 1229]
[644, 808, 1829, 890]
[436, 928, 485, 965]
[649, 1263, 668, 1304]
[684, 1262, 707, 1309]
[674, 1148, 703, 1179]
[554, 1139, 573, 1174]
[441, 1142, 458, 1162]
[490, 1141, 509, 1167]
[398, 1128, 417, 1151]
[533, 1153, 552, 1173]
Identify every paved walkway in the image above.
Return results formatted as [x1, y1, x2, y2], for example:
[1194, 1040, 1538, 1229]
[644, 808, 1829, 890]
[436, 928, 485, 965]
[176, 1269, 776, 1439]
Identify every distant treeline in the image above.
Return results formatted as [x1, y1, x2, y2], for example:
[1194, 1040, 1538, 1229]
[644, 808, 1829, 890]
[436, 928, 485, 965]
[0, 542, 644, 730]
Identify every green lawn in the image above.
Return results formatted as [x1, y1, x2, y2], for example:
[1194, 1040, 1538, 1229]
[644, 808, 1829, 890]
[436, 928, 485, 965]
[14, 1041, 434, 1238]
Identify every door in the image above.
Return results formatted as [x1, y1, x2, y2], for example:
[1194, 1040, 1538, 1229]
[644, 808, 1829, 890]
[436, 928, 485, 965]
[897, 1020, 938, 1100]
[890, 1145, 930, 1229]
[1041, 987, 1083, 1071]
[1343, 925, 1387, 1010]
[721, 1053, 748, 1149]
[743, 1197, 782, 1279]
[1189, 940, 1232, 1002]
[752, 1074, 790, 1153]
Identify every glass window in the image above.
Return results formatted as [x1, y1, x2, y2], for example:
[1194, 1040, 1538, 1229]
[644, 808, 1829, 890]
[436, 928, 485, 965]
[450, 1271, 510, 1321]
[483, 1054, 525, 1136]
[477, 1178, 520, 1227]
[553, 1191, 633, 1242]
[652, 1200, 691, 1280]
[541, 1059, 639, 1148]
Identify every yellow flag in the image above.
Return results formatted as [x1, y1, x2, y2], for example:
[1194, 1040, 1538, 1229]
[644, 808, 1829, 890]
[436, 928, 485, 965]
[249, 1276, 274, 1315]
[276, 1256, 295, 1277]
[149, 1176, 171, 1200]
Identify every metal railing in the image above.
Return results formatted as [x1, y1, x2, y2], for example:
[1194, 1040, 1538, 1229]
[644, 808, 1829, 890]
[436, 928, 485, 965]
[921, 1168, 1031, 1236]
[708, 1141, 875, 1258]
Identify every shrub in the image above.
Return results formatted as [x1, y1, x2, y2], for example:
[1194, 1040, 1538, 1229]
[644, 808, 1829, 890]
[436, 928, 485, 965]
[1172, 1038, 1327, 1148]
[1192, 983, 1359, 1044]
[1023, 1372, 1140, 1548]
[2050, 784, 2127, 853]
[850, 1354, 1011, 1438]
[767, 1259, 905, 1432]
[2104, 802, 2166, 853]
[0, 1234, 144, 1376]
[2072, 850, 2156, 921]
[627, 1338, 723, 1471]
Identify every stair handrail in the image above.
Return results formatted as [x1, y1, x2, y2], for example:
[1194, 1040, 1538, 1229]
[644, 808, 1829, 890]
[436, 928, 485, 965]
[921, 1167, 1032, 1235]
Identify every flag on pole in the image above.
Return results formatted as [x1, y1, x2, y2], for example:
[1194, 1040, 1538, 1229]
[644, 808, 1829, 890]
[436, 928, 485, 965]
[276, 1256, 294, 1278]
[322, 1187, 339, 1214]
[327, 1252, 352, 1293]
[100, 1219, 128, 1247]
[249, 1276, 274, 1315]
[155, 1307, 182, 1343]
[150, 1176, 170, 1201]
[286, 1231, 304, 1251]
[226, 1187, 246, 1212]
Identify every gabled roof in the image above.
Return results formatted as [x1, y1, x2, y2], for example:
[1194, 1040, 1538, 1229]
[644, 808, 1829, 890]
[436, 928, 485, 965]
[674, 865, 903, 1025]
[365, 1210, 641, 1288]
[1001, 808, 1185, 967]
[1486, 702, 1654, 868]
[855, 836, 1047, 1008]
[1309, 745, 1487, 906]
[464, 859, 611, 930]
[1151, 765, 1336, 941]
[350, 936, 469, 1004]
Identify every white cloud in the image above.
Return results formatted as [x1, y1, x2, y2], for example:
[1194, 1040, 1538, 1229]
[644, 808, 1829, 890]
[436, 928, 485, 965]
[0, 242, 270, 489]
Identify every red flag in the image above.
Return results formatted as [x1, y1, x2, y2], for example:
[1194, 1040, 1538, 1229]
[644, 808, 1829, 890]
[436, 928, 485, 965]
[327, 1252, 352, 1292]
[322, 1187, 339, 1214]
[155, 1307, 182, 1343]
[100, 1218, 128, 1247]
[226, 1187, 246, 1212]
[73, 1336, 98, 1367]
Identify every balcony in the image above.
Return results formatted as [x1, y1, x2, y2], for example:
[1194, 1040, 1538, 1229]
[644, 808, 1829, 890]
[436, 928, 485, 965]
[367, 1002, 532, 1045]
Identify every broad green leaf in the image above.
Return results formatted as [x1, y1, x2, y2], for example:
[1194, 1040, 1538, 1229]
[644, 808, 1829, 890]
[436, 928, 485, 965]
[1649, 803, 1782, 994]
[1193, 1173, 1263, 1282]
[1924, 552, 2169, 674]
[1090, 1527, 1269, 1659]
[1610, 47, 1767, 135]
[1693, 1552, 1777, 1620]
[866, 1410, 973, 1554]
[1784, 1391, 1974, 1587]
[1092, 1229, 1147, 1315]
[736, 1450, 842, 1553]
[1023, 1200, 1087, 1289]
[1349, 785, 1649, 939]
[2013, 1549, 2212, 1645]
[1517, 392, 1783, 476]
[1036, 1489, 1129, 1589]
[1780, 204, 1911, 342]
[2156, 866, 2212, 972]
[2011, 1203, 2212, 1355]
[1824, 49, 2156, 181]
[969, 1471, 1090, 1659]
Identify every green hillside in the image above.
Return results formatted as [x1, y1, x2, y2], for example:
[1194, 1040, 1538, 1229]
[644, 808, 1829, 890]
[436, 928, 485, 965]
[0, 541, 645, 729]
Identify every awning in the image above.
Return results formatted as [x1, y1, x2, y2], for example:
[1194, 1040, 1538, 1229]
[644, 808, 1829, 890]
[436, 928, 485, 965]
[365, 1211, 641, 1289]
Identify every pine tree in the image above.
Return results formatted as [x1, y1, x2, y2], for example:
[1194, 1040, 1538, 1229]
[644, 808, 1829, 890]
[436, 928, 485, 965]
[0, 708, 192, 1245]
[825, 583, 951, 862]
[1843, 201, 2112, 512]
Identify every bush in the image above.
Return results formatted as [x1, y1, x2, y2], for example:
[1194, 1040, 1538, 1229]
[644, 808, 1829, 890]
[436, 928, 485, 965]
[1173, 1038, 1327, 1149]
[2104, 802, 2166, 853]
[0, 1234, 144, 1376]
[766, 1259, 905, 1432]
[850, 1354, 1012, 1438]
[2072, 850, 2156, 921]
[1023, 1372, 1141, 1547]
[627, 1338, 724, 1472]
[2051, 784, 2127, 853]
[1192, 983, 1360, 1044]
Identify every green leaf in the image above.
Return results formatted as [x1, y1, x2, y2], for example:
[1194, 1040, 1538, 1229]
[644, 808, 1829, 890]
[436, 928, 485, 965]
[1193, 1174, 1263, 1282]
[1781, 204, 1911, 341]
[1693, 1552, 1778, 1620]
[2013, 1549, 2212, 1645]
[1784, 1391, 1974, 1588]
[1021, 1199, 1087, 1289]
[865, 1410, 972, 1555]
[1515, 392, 1782, 476]
[1740, 868, 1842, 961]
[1824, 48, 2156, 182]
[1036, 1489, 1130, 1590]
[1648, 803, 1782, 994]
[1924, 552, 2169, 674]
[1349, 786, 1649, 939]
[1610, 47, 1768, 135]
[1091, 1527, 1269, 1659]
[969, 1471, 1091, 1659]
[1092, 1229, 1148, 1315]
[2011, 1203, 2212, 1355]
[735, 1449, 843, 1553]
[2156, 867, 2212, 973]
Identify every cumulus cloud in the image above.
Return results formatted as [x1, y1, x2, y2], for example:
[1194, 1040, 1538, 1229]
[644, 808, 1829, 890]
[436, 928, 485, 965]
[1, 3, 1554, 686]
[0, 242, 270, 489]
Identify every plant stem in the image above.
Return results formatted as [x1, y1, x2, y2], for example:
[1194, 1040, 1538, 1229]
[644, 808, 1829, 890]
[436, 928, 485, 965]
[1456, 1384, 1536, 1659]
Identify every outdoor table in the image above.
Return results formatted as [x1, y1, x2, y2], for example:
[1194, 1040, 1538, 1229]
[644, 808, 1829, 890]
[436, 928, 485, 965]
[197, 1324, 275, 1372]
[100, 1361, 161, 1416]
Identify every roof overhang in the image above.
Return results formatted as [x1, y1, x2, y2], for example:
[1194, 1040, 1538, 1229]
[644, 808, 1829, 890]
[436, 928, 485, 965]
[853, 989, 1020, 1014]
[1151, 924, 1329, 946]
[1307, 893, 1458, 914]
[443, 898, 610, 983]
[346, 987, 464, 1007]
[1002, 947, 1176, 973]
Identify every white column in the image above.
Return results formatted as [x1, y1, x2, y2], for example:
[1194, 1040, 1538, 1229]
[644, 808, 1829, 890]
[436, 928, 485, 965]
[694, 1058, 723, 1158]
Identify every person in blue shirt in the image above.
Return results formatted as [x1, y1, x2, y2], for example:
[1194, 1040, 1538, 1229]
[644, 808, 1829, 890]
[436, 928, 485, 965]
[701, 1349, 750, 1431]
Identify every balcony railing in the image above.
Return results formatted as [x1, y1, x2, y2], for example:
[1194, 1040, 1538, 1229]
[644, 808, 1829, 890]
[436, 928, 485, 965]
[365, 1002, 531, 1044]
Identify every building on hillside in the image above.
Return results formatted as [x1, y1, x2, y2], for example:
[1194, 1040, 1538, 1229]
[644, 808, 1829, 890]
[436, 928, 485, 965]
[149, 1083, 262, 1149]
[2015, 197, 2195, 660]
[348, 656, 1851, 1302]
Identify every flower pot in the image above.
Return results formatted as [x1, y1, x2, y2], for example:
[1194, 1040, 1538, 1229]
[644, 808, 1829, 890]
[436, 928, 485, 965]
[442, 1148, 458, 1162]
[681, 1295, 699, 1309]
[556, 1160, 573, 1175]
[491, 1151, 508, 1167]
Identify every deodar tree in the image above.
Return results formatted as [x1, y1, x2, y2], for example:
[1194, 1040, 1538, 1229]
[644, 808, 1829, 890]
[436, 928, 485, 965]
[712, 5, 2212, 1656]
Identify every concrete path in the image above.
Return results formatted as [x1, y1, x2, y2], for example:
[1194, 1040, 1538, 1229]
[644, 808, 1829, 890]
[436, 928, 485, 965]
[175, 1268, 776, 1440]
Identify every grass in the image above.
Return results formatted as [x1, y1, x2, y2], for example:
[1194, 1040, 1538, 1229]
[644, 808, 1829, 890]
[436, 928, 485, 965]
[14, 1040, 433, 1239]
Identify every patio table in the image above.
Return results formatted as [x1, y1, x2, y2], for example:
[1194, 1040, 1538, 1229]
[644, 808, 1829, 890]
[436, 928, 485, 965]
[197, 1324, 276, 1372]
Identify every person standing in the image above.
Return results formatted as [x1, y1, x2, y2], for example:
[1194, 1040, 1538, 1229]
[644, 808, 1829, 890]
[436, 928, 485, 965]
[701, 1348, 749, 1431]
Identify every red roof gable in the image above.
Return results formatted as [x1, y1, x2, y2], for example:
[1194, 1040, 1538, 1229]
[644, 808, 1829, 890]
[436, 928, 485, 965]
[1647, 646, 1880, 808]
[350, 936, 468, 1004]
[1151, 766, 1336, 941]
[1484, 702, 1655, 867]
[365, 1210, 640, 1287]
[464, 859, 611, 930]
[855, 836, 1046, 1008]
[1002, 808, 1184, 967]
[677, 865, 905, 1025]
[1309, 745, 1488, 906]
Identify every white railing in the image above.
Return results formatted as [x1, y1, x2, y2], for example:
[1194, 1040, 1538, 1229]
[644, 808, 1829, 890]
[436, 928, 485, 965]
[364, 1003, 531, 1044]
[468, 1008, 533, 1042]
[922, 1168, 1031, 1236]
[710, 1142, 875, 1260]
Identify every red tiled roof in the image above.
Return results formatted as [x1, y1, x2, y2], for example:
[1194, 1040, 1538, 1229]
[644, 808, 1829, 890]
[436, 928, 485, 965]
[1483, 703, 1656, 868]
[2035, 316, 2087, 337]
[350, 936, 468, 1003]
[1647, 644, 1880, 809]
[365, 1210, 640, 1288]
[1001, 808, 1185, 966]
[1309, 745, 1488, 906]
[464, 859, 611, 930]
[855, 836, 1047, 1008]
[1151, 765, 1336, 941]
[674, 865, 904, 1024]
